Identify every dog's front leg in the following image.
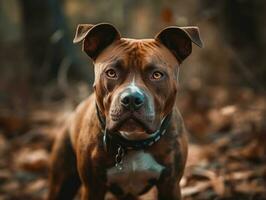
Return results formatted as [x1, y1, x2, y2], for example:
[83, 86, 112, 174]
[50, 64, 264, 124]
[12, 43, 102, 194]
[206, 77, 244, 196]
[157, 179, 181, 200]
[77, 148, 107, 200]
[79, 167, 107, 200]
[80, 184, 106, 200]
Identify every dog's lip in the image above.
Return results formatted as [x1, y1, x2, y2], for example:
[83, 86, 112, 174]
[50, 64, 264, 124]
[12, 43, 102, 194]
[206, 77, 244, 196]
[108, 114, 156, 134]
[130, 116, 155, 133]
[119, 130, 158, 140]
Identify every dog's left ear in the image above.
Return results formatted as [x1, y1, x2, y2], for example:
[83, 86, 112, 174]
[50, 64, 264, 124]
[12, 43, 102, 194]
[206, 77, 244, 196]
[155, 26, 203, 63]
[73, 23, 121, 60]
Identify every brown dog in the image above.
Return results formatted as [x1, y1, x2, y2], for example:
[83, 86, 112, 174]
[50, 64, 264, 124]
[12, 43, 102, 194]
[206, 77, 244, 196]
[48, 23, 203, 200]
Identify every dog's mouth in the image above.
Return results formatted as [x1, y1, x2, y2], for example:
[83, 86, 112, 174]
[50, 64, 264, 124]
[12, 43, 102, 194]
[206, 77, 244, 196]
[107, 112, 156, 134]
[119, 118, 145, 132]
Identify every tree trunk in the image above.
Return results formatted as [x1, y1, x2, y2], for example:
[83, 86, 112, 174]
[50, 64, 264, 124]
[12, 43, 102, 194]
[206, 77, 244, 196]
[20, 0, 92, 86]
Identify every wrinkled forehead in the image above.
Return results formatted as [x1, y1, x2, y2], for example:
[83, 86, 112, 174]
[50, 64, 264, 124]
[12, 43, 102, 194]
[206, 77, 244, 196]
[94, 38, 179, 72]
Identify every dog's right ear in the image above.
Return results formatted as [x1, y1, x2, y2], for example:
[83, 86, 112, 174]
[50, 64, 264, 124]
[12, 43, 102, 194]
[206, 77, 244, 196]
[73, 23, 121, 60]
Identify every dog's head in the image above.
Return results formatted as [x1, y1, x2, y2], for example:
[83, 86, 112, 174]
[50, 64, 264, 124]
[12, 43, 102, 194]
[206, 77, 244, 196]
[74, 23, 202, 140]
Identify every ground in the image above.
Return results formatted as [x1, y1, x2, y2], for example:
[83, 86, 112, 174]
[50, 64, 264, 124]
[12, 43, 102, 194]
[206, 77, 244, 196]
[0, 85, 265, 200]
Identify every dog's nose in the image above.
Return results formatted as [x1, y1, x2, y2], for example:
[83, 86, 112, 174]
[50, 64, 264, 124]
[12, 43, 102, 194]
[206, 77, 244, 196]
[120, 90, 144, 110]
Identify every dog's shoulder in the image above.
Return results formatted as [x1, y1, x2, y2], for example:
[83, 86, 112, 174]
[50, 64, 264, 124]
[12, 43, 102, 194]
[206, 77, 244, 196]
[171, 104, 187, 136]
[69, 93, 98, 147]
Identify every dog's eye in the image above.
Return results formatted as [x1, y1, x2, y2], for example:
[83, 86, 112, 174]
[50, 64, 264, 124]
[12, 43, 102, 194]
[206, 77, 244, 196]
[151, 71, 164, 80]
[105, 69, 117, 79]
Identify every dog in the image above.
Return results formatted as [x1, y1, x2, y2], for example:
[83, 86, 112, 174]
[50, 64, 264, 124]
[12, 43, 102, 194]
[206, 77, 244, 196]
[47, 23, 203, 200]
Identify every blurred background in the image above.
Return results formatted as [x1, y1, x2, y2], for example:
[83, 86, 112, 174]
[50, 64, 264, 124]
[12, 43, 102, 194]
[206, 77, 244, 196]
[0, 0, 265, 199]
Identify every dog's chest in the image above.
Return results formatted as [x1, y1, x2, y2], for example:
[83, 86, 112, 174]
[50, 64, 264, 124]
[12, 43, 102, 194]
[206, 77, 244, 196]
[107, 150, 165, 195]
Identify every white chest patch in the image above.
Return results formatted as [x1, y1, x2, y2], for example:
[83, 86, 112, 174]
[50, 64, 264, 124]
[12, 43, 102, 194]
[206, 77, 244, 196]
[107, 150, 165, 195]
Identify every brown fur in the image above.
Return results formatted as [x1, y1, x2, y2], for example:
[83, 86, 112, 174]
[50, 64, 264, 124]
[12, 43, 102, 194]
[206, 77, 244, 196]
[48, 23, 202, 200]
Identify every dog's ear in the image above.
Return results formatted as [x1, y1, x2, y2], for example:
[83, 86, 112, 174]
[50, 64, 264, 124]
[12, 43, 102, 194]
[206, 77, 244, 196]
[73, 23, 121, 60]
[155, 26, 203, 63]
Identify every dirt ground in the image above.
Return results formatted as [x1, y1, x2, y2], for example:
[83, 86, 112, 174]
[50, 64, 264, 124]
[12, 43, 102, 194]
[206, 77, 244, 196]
[0, 85, 265, 200]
